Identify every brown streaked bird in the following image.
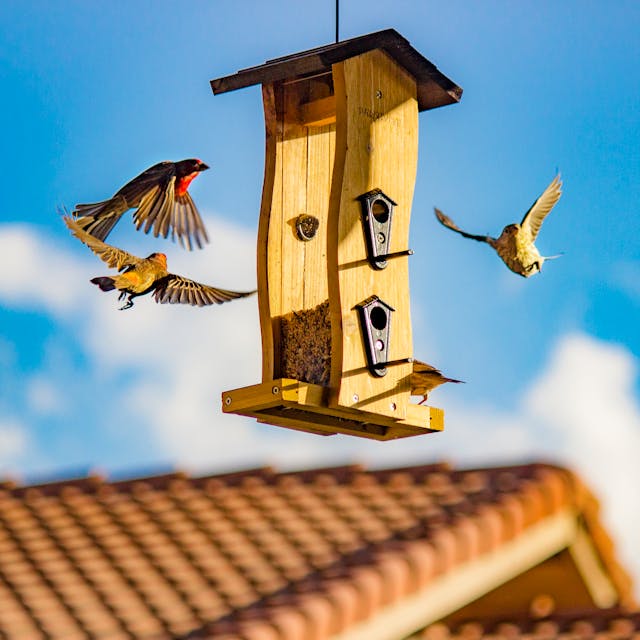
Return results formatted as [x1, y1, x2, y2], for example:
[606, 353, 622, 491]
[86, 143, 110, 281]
[410, 360, 463, 404]
[434, 174, 563, 277]
[72, 159, 210, 250]
[63, 215, 255, 311]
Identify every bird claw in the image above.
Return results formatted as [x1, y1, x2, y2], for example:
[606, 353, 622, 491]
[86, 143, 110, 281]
[118, 299, 134, 311]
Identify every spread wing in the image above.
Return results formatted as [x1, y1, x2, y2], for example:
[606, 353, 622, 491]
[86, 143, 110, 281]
[72, 161, 176, 241]
[173, 191, 209, 250]
[153, 274, 256, 306]
[133, 180, 175, 240]
[520, 174, 562, 241]
[434, 208, 496, 246]
[116, 161, 177, 204]
[63, 215, 141, 272]
[132, 175, 209, 251]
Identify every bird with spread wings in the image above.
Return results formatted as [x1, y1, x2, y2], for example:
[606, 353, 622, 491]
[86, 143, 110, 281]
[434, 174, 563, 277]
[72, 159, 210, 251]
[63, 215, 255, 310]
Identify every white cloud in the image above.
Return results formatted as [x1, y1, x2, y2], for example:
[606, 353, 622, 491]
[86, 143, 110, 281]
[523, 334, 640, 587]
[0, 419, 29, 473]
[26, 375, 65, 415]
[0, 224, 87, 315]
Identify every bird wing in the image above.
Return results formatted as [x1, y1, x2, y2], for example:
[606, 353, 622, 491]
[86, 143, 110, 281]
[173, 191, 209, 250]
[133, 181, 175, 239]
[411, 359, 463, 385]
[434, 208, 496, 246]
[153, 274, 256, 306]
[63, 215, 141, 272]
[520, 174, 562, 241]
[129, 167, 209, 251]
[412, 360, 441, 376]
[71, 161, 176, 242]
[116, 161, 177, 204]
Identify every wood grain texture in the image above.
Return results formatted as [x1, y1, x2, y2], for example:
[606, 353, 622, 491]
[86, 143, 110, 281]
[328, 49, 419, 419]
[222, 379, 440, 440]
[299, 96, 337, 127]
[257, 81, 336, 382]
[257, 84, 279, 381]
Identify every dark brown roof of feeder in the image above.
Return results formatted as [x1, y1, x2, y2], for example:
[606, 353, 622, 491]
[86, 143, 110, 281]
[210, 29, 462, 112]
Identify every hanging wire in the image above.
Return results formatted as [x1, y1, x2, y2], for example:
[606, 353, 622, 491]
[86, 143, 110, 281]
[336, 0, 339, 42]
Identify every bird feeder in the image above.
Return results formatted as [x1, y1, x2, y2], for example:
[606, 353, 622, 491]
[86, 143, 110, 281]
[212, 29, 462, 440]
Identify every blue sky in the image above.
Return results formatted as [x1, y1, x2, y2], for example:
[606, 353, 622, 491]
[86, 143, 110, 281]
[1, 1, 639, 584]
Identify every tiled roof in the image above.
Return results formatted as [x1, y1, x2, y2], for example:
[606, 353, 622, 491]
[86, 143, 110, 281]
[0, 462, 633, 639]
[420, 608, 640, 640]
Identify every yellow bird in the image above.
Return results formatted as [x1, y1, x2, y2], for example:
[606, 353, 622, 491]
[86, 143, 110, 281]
[434, 174, 563, 277]
[64, 215, 255, 310]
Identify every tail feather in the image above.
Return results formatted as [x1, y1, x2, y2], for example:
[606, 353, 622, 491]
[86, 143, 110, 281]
[91, 276, 116, 292]
[73, 196, 127, 241]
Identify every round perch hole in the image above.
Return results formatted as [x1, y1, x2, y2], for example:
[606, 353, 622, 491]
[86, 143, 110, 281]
[369, 306, 388, 331]
[371, 199, 390, 224]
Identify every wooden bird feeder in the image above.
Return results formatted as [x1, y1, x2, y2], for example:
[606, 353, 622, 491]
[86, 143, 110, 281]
[212, 29, 462, 440]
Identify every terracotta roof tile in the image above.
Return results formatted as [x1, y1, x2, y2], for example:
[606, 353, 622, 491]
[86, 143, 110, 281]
[422, 608, 640, 640]
[0, 462, 634, 639]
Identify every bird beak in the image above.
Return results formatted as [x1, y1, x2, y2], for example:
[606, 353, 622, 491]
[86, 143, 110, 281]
[199, 162, 210, 171]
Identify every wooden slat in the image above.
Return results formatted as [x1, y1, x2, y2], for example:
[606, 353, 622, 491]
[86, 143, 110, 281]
[257, 85, 279, 381]
[279, 84, 308, 318]
[304, 124, 334, 308]
[403, 404, 444, 432]
[298, 96, 337, 127]
[329, 49, 419, 420]
[256, 79, 336, 384]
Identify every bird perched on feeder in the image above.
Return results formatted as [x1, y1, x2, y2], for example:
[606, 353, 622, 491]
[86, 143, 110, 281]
[63, 215, 255, 310]
[72, 159, 210, 250]
[434, 174, 563, 277]
[410, 360, 463, 404]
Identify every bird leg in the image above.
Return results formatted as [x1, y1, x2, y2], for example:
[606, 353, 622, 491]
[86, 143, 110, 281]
[418, 395, 428, 405]
[118, 295, 134, 311]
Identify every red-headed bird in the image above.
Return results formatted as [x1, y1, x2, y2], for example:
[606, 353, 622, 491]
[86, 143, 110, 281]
[434, 174, 563, 277]
[72, 159, 210, 250]
[64, 215, 255, 310]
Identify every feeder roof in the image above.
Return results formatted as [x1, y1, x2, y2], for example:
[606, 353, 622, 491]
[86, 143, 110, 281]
[211, 28, 462, 112]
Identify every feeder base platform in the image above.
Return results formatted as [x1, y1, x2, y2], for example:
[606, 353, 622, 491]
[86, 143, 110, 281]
[222, 378, 443, 440]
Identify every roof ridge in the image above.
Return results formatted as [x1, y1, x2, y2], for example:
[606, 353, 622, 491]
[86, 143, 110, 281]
[2, 461, 586, 495]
